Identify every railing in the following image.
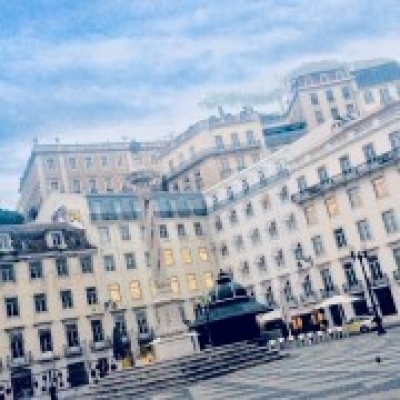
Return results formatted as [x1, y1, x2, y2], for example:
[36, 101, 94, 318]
[342, 281, 364, 294]
[6, 352, 33, 368]
[90, 211, 140, 222]
[291, 148, 400, 204]
[320, 286, 340, 299]
[90, 338, 112, 352]
[209, 169, 289, 213]
[300, 291, 319, 305]
[63, 344, 84, 357]
[286, 296, 299, 309]
[370, 273, 389, 288]
[153, 209, 208, 219]
[393, 269, 400, 283]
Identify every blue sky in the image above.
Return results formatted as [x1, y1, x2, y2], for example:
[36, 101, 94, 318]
[0, 0, 399, 209]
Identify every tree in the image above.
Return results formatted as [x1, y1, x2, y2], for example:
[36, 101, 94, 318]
[0, 209, 24, 225]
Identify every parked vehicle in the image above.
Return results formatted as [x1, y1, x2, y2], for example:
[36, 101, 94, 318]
[343, 316, 376, 333]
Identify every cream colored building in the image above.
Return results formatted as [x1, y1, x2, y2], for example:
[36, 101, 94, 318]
[204, 101, 400, 330]
[155, 108, 267, 192]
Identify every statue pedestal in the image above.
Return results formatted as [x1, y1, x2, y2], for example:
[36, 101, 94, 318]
[151, 295, 199, 361]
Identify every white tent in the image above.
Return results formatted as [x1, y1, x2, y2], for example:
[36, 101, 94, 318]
[316, 295, 361, 309]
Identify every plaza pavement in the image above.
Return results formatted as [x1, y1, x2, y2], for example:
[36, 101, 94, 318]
[150, 328, 400, 399]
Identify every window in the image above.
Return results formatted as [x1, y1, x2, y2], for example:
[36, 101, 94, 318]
[364, 90, 374, 104]
[101, 155, 108, 168]
[91, 320, 104, 343]
[65, 322, 80, 347]
[246, 130, 255, 145]
[203, 272, 214, 289]
[68, 157, 76, 169]
[193, 222, 204, 236]
[379, 87, 391, 105]
[333, 228, 347, 249]
[85, 157, 93, 169]
[98, 227, 110, 243]
[274, 249, 285, 267]
[170, 277, 180, 294]
[186, 274, 197, 291]
[317, 166, 329, 184]
[242, 179, 249, 193]
[135, 309, 149, 335]
[245, 202, 254, 217]
[304, 205, 317, 225]
[382, 210, 398, 234]
[181, 248, 192, 264]
[10, 332, 24, 359]
[357, 219, 372, 241]
[0, 234, 11, 251]
[250, 228, 261, 244]
[29, 261, 43, 279]
[47, 158, 55, 170]
[311, 235, 324, 256]
[145, 251, 151, 267]
[159, 224, 168, 239]
[220, 157, 230, 172]
[268, 221, 278, 238]
[119, 225, 130, 240]
[363, 143, 376, 163]
[108, 283, 121, 303]
[221, 243, 229, 257]
[241, 261, 250, 277]
[103, 255, 115, 272]
[130, 281, 142, 299]
[297, 176, 307, 191]
[236, 156, 246, 170]
[330, 107, 339, 120]
[310, 92, 319, 105]
[125, 252, 136, 269]
[389, 131, 400, 151]
[49, 180, 60, 191]
[315, 111, 324, 125]
[0, 264, 15, 282]
[80, 256, 93, 273]
[234, 234, 244, 249]
[177, 223, 186, 237]
[347, 187, 362, 208]
[286, 214, 297, 231]
[215, 135, 224, 150]
[5, 297, 19, 317]
[367, 254, 383, 280]
[230, 209, 238, 224]
[326, 89, 335, 102]
[372, 177, 388, 198]
[342, 86, 351, 100]
[88, 178, 97, 193]
[72, 179, 81, 193]
[392, 248, 400, 269]
[50, 231, 63, 247]
[260, 194, 270, 210]
[339, 155, 352, 174]
[325, 196, 339, 217]
[60, 290, 73, 309]
[321, 268, 334, 291]
[56, 258, 68, 276]
[343, 262, 358, 285]
[104, 177, 113, 192]
[215, 216, 223, 231]
[346, 104, 355, 115]
[86, 287, 98, 305]
[257, 255, 267, 272]
[198, 247, 209, 262]
[34, 293, 47, 313]
[231, 132, 240, 148]
[39, 329, 53, 353]
[164, 249, 174, 266]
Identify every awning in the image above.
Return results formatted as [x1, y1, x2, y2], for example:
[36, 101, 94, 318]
[256, 309, 283, 325]
[315, 294, 362, 309]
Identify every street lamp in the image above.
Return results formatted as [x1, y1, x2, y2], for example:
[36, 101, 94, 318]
[350, 249, 386, 335]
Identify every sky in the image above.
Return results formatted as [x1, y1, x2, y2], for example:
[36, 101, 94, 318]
[0, 0, 399, 209]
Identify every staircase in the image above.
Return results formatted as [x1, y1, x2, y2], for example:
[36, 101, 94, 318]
[84, 341, 286, 399]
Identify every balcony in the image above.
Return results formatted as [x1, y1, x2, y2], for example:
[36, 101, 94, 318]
[300, 291, 319, 305]
[90, 338, 112, 352]
[63, 344, 84, 358]
[138, 329, 155, 344]
[7, 352, 33, 368]
[320, 286, 340, 299]
[291, 149, 400, 205]
[393, 269, 400, 283]
[285, 295, 299, 309]
[90, 211, 139, 222]
[343, 281, 364, 294]
[370, 273, 390, 288]
[38, 351, 58, 363]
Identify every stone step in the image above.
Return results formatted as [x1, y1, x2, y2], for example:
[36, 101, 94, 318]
[89, 348, 282, 398]
[92, 351, 285, 399]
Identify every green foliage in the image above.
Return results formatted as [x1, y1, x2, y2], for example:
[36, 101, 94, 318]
[0, 208, 24, 225]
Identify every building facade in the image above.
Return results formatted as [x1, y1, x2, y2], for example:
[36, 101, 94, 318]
[204, 101, 400, 332]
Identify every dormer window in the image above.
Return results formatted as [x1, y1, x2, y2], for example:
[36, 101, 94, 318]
[48, 231, 64, 248]
[0, 234, 12, 252]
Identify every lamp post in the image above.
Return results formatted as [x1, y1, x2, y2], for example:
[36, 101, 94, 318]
[350, 250, 386, 335]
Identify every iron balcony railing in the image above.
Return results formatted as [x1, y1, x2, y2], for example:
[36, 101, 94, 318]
[320, 285, 340, 299]
[89, 338, 112, 352]
[370, 273, 390, 288]
[292, 148, 400, 204]
[63, 344, 84, 358]
[7, 352, 33, 368]
[343, 281, 364, 294]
